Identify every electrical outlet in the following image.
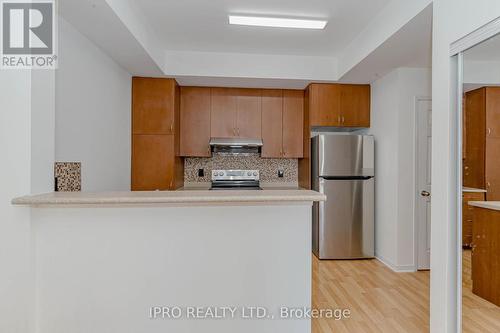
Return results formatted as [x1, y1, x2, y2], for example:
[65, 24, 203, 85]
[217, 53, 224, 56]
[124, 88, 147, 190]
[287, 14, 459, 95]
[278, 170, 284, 178]
[198, 169, 205, 177]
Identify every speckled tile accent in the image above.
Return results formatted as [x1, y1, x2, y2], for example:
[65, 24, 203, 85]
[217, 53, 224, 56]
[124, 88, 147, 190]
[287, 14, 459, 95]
[54, 162, 81, 192]
[185, 155, 297, 184]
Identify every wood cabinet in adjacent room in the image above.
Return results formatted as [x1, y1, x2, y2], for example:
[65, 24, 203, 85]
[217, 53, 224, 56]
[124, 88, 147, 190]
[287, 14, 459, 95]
[463, 87, 500, 199]
[261, 89, 304, 158]
[471, 206, 500, 306]
[462, 191, 486, 247]
[180, 87, 211, 157]
[131, 77, 183, 191]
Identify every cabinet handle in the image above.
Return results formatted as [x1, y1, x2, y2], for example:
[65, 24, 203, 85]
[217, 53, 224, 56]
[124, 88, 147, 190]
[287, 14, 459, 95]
[342, 116, 345, 124]
[170, 180, 173, 189]
[282, 149, 286, 157]
[233, 128, 237, 136]
[170, 123, 174, 134]
[337, 115, 341, 124]
[487, 128, 492, 136]
[237, 128, 240, 136]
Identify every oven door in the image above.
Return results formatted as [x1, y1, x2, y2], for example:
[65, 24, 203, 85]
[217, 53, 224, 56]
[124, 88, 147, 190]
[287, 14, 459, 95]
[210, 180, 261, 190]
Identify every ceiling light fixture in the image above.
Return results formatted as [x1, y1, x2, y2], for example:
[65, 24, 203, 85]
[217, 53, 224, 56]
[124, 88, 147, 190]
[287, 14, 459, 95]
[228, 15, 327, 30]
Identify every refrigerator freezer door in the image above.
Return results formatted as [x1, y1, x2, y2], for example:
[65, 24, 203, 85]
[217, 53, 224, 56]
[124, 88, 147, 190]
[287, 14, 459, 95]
[312, 177, 374, 259]
[311, 134, 374, 178]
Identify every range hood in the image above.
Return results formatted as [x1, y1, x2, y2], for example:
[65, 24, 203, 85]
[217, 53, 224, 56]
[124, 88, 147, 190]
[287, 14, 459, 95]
[209, 137, 263, 156]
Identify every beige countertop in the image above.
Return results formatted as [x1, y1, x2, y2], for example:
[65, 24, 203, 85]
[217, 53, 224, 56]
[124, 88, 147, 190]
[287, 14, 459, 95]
[12, 189, 326, 207]
[468, 201, 500, 211]
[463, 187, 487, 193]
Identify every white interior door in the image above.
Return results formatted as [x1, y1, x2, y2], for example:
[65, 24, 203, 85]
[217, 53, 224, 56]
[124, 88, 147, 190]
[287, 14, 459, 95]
[416, 99, 432, 270]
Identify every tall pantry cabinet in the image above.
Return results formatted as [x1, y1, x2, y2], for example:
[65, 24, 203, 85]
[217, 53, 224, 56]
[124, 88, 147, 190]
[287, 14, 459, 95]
[464, 87, 500, 200]
[131, 77, 183, 191]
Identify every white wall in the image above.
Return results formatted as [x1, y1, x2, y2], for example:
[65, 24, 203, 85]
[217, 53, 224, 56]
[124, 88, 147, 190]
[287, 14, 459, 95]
[463, 60, 500, 86]
[370, 69, 399, 268]
[56, 17, 132, 191]
[432, 1, 500, 332]
[370, 67, 431, 272]
[0, 71, 33, 333]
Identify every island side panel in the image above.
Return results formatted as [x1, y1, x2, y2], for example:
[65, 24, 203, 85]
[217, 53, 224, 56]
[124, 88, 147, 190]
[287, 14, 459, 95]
[32, 204, 312, 333]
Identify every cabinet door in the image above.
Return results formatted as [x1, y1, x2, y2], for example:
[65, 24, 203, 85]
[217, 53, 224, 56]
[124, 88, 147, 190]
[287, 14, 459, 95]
[486, 137, 500, 200]
[308, 84, 341, 127]
[132, 135, 173, 191]
[261, 89, 283, 158]
[211, 88, 237, 138]
[464, 88, 486, 189]
[340, 84, 370, 127]
[132, 78, 175, 134]
[180, 87, 211, 157]
[472, 208, 491, 298]
[236, 89, 262, 138]
[282, 90, 304, 158]
[486, 87, 500, 138]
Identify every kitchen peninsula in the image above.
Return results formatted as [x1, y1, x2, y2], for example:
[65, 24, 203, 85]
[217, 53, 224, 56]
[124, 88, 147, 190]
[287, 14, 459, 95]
[13, 189, 325, 333]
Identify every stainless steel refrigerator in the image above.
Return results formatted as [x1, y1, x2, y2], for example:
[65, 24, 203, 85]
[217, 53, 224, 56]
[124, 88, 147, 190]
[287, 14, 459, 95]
[311, 134, 375, 259]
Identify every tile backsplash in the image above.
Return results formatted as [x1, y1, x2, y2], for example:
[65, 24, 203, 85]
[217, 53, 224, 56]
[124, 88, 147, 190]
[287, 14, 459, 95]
[184, 155, 297, 184]
[54, 162, 81, 192]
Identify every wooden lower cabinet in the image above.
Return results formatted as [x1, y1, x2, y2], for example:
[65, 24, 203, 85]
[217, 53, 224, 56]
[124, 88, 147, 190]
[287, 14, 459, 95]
[471, 207, 500, 306]
[463, 192, 486, 247]
[131, 135, 183, 191]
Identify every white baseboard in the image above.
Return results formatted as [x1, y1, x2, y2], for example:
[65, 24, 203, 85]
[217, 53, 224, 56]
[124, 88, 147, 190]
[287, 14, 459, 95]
[375, 255, 417, 273]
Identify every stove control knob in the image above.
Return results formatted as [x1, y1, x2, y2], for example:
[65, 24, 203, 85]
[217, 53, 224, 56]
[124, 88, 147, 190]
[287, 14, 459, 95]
[247, 172, 252, 176]
[253, 172, 258, 176]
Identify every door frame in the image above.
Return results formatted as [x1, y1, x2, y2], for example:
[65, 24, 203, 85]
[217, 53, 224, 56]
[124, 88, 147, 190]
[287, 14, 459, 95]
[449, 15, 500, 333]
[414, 96, 432, 271]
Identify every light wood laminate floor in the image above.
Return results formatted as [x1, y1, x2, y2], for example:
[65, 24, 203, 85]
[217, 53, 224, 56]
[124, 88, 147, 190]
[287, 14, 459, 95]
[311, 256, 429, 333]
[310, 252, 500, 332]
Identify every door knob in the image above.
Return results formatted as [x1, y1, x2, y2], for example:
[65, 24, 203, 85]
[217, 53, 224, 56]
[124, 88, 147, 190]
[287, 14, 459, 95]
[421, 190, 431, 197]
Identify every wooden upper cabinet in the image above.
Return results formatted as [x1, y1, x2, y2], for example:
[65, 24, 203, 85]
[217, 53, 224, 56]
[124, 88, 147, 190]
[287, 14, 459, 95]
[486, 137, 500, 200]
[463, 88, 486, 189]
[307, 83, 370, 127]
[261, 89, 283, 158]
[486, 87, 500, 138]
[211, 87, 237, 138]
[236, 89, 262, 138]
[308, 84, 340, 126]
[282, 90, 304, 158]
[261, 89, 304, 158]
[132, 135, 174, 191]
[340, 84, 370, 127]
[180, 87, 211, 157]
[132, 77, 177, 134]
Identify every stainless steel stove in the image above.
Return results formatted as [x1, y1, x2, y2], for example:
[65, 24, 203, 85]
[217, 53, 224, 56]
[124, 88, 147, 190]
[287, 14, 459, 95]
[210, 170, 261, 190]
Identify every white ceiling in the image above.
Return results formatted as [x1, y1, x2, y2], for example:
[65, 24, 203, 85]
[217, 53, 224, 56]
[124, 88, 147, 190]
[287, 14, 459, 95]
[464, 33, 500, 61]
[133, 0, 391, 56]
[340, 4, 432, 83]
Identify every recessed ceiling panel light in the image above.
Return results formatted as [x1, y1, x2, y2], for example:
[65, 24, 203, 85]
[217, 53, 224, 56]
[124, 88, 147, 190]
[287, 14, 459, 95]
[228, 15, 327, 30]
